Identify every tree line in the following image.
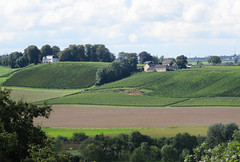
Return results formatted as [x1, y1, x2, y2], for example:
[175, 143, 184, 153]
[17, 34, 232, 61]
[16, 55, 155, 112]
[0, 44, 115, 68]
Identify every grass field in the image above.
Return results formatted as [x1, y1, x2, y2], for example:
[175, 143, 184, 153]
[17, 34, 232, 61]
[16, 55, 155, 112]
[173, 97, 240, 107]
[3, 62, 109, 89]
[0, 66, 18, 77]
[43, 126, 208, 139]
[43, 92, 187, 107]
[3, 87, 80, 102]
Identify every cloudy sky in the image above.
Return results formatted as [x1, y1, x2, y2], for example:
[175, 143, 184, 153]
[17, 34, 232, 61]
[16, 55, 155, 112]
[1, 0, 240, 57]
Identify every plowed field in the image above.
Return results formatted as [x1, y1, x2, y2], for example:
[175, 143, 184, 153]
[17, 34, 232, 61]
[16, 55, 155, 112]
[34, 105, 240, 128]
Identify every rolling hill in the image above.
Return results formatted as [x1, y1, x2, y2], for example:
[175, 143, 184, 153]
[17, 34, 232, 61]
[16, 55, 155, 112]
[95, 66, 240, 98]
[2, 62, 109, 89]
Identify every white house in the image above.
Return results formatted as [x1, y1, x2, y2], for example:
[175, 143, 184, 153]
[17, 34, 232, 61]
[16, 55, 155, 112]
[42, 55, 59, 63]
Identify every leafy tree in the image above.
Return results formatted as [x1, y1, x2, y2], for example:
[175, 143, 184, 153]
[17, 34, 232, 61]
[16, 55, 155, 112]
[176, 55, 188, 69]
[152, 55, 159, 64]
[0, 55, 9, 66]
[52, 45, 60, 56]
[71, 132, 88, 143]
[208, 56, 222, 65]
[16, 56, 28, 68]
[172, 133, 198, 155]
[128, 131, 153, 152]
[0, 88, 52, 161]
[96, 44, 115, 62]
[160, 144, 178, 162]
[138, 51, 152, 64]
[206, 123, 239, 148]
[40, 44, 53, 62]
[8, 52, 23, 68]
[24, 45, 40, 64]
[77, 45, 85, 61]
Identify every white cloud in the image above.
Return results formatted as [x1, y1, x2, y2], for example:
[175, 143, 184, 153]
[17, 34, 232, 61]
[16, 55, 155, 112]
[1, 0, 240, 56]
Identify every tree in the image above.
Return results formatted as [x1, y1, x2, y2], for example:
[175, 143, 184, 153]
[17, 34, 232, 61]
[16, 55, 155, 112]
[138, 51, 152, 64]
[52, 45, 60, 56]
[40, 44, 53, 62]
[206, 123, 239, 148]
[208, 56, 222, 65]
[176, 55, 188, 69]
[160, 144, 178, 162]
[8, 52, 23, 68]
[0, 88, 52, 161]
[24, 45, 40, 64]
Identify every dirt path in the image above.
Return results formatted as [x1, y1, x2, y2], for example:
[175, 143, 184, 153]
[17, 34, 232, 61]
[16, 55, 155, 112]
[34, 105, 240, 128]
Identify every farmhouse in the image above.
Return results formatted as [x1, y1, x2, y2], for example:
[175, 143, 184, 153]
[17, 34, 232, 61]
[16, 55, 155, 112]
[144, 60, 178, 72]
[42, 55, 59, 63]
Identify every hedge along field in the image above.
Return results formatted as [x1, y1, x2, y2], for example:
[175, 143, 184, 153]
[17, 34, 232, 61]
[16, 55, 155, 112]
[96, 66, 240, 98]
[43, 92, 187, 107]
[42, 126, 208, 139]
[3, 62, 109, 89]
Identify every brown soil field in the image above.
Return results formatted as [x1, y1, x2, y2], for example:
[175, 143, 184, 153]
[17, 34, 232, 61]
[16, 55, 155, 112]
[34, 105, 240, 128]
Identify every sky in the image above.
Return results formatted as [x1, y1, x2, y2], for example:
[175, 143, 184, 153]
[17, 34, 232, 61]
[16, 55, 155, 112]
[1, 0, 240, 58]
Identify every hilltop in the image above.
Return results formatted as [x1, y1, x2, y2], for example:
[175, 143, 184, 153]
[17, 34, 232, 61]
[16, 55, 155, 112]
[2, 62, 109, 89]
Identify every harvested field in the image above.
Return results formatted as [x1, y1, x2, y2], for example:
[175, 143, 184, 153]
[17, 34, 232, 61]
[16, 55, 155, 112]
[34, 105, 240, 128]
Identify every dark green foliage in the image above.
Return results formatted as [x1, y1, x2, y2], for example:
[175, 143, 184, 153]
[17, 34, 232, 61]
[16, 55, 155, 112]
[160, 144, 178, 162]
[208, 56, 222, 65]
[71, 132, 88, 143]
[58, 44, 115, 62]
[176, 55, 188, 69]
[40, 44, 53, 62]
[3, 62, 108, 89]
[8, 52, 23, 68]
[52, 45, 61, 56]
[0, 55, 9, 66]
[172, 133, 198, 155]
[0, 88, 52, 161]
[24, 45, 40, 65]
[206, 123, 239, 148]
[96, 52, 138, 86]
[138, 51, 153, 64]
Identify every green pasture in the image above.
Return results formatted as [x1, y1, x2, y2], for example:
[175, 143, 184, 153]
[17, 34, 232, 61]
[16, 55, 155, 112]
[43, 92, 187, 107]
[2, 87, 80, 102]
[43, 126, 208, 139]
[173, 97, 240, 107]
[3, 62, 109, 89]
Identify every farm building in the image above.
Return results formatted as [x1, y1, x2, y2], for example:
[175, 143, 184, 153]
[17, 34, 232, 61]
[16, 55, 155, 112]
[144, 60, 178, 72]
[42, 55, 59, 63]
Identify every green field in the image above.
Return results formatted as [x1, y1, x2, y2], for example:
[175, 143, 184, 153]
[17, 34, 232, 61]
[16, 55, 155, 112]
[43, 92, 187, 107]
[0, 66, 18, 77]
[96, 66, 240, 98]
[43, 126, 208, 139]
[3, 87, 80, 102]
[173, 97, 240, 107]
[3, 62, 109, 89]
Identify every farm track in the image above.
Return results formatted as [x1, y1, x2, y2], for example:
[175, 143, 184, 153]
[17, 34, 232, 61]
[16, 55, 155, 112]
[34, 105, 240, 128]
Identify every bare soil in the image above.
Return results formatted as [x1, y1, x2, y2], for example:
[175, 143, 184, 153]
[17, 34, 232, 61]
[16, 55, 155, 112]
[34, 105, 240, 128]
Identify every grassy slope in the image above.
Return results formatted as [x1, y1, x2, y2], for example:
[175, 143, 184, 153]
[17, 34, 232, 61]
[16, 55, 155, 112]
[3, 62, 109, 89]
[0, 66, 19, 84]
[97, 66, 240, 98]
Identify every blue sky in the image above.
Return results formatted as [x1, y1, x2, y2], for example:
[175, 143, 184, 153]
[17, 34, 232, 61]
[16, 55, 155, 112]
[0, 0, 240, 58]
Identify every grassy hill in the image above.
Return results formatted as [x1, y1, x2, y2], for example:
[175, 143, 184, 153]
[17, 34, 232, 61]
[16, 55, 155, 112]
[3, 62, 109, 89]
[96, 66, 240, 98]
